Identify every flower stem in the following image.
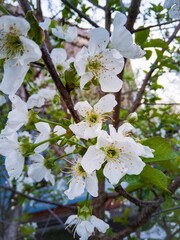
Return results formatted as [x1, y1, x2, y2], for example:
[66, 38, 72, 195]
[85, 192, 89, 206]
[68, 139, 86, 148]
[33, 134, 65, 149]
[48, 152, 73, 162]
[37, 117, 64, 126]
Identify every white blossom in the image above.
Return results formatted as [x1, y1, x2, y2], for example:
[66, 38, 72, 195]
[39, 18, 51, 31]
[6, 95, 28, 131]
[28, 153, 55, 185]
[163, 0, 180, 19]
[74, 28, 124, 92]
[52, 25, 77, 42]
[50, 48, 72, 75]
[27, 88, 56, 109]
[111, 12, 146, 59]
[65, 214, 109, 240]
[82, 123, 154, 185]
[69, 94, 117, 140]
[0, 133, 24, 178]
[64, 157, 98, 200]
[0, 95, 6, 106]
[34, 122, 51, 153]
[0, 16, 42, 95]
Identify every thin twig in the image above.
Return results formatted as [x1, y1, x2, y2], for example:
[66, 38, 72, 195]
[123, 23, 180, 121]
[132, 19, 180, 33]
[115, 185, 162, 206]
[0, 184, 75, 210]
[87, 0, 105, 10]
[152, 206, 180, 217]
[61, 0, 99, 28]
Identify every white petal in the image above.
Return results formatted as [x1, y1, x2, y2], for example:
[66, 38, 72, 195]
[83, 122, 102, 139]
[103, 161, 127, 185]
[98, 71, 123, 92]
[169, 4, 180, 19]
[19, 36, 42, 64]
[64, 176, 85, 199]
[0, 139, 17, 156]
[113, 12, 127, 27]
[0, 95, 6, 106]
[94, 94, 117, 114]
[54, 126, 66, 136]
[28, 162, 46, 182]
[35, 122, 51, 134]
[50, 48, 67, 65]
[65, 215, 78, 225]
[81, 146, 105, 174]
[45, 171, 55, 185]
[52, 26, 64, 39]
[38, 89, 56, 100]
[0, 15, 30, 37]
[163, 0, 176, 8]
[111, 26, 133, 51]
[5, 152, 24, 179]
[7, 95, 28, 130]
[121, 154, 145, 175]
[100, 49, 124, 74]
[118, 123, 134, 135]
[90, 215, 109, 233]
[136, 143, 154, 158]
[119, 44, 146, 59]
[0, 59, 29, 95]
[27, 94, 45, 109]
[85, 171, 98, 197]
[69, 121, 89, 140]
[75, 101, 92, 117]
[76, 221, 93, 240]
[80, 72, 94, 89]
[74, 46, 89, 76]
[64, 26, 77, 42]
[39, 18, 51, 31]
[88, 28, 109, 55]
[97, 130, 113, 149]
[64, 145, 75, 154]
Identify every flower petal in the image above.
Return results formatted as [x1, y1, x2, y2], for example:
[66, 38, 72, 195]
[94, 94, 117, 114]
[169, 4, 180, 19]
[51, 48, 67, 65]
[85, 171, 98, 197]
[90, 215, 109, 233]
[64, 176, 85, 200]
[112, 26, 133, 51]
[97, 130, 113, 149]
[74, 46, 89, 76]
[82, 146, 105, 174]
[103, 161, 127, 185]
[75, 101, 92, 117]
[88, 28, 109, 55]
[98, 71, 123, 92]
[119, 44, 146, 59]
[121, 153, 145, 175]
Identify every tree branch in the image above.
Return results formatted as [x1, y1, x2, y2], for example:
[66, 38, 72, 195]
[152, 206, 180, 217]
[101, 176, 180, 240]
[18, 0, 80, 123]
[115, 185, 162, 206]
[133, 19, 180, 33]
[87, 0, 105, 10]
[0, 184, 75, 210]
[61, 0, 99, 28]
[123, 22, 180, 121]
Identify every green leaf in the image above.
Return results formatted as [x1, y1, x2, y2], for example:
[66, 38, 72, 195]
[141, 137, 179, 163]
[25, 11, 45, 46]
[135, 27, 150, 45]
[145, 50, 152, 60]
[0, 4, 10, 15]
[142, 39, 169, 50]
[140, 164, 168, 190]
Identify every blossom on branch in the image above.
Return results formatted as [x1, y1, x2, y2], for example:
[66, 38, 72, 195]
[64, 157, 98, 200]
[111, 12, 146, 59]
[82, 123, 154, 185]
[74, 28, 124, 92]
[65, 213, 109, 240]
[52, 25, 77, 42]
[69, 94, 117, 140]
[0, 16, 41, 95]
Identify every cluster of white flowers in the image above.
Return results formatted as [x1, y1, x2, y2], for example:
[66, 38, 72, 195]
[163, 0, 180, 19]
[0, 12, 154, 240]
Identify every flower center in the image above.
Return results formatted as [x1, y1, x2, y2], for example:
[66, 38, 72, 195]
[87, 55, 102, 76]
[86, 110, 100, 126]
[56, 64, 64, 73]
[73, 162, 86, 178]
[5, 33, 24, 58]
[103, 144, 122, 162]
